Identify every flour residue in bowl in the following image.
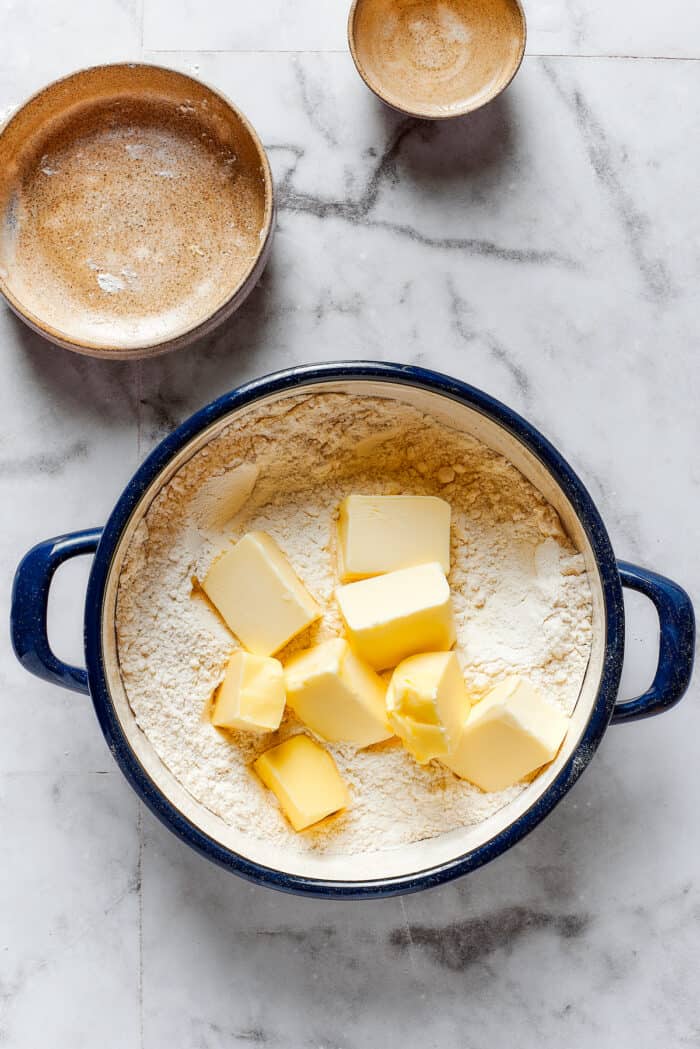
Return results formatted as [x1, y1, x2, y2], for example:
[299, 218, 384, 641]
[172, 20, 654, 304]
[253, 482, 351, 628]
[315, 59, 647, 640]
[115, 394, 593, 856]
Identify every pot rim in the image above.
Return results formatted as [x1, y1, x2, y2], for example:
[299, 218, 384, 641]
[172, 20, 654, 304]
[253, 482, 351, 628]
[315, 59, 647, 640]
[85, 361, 624, 898]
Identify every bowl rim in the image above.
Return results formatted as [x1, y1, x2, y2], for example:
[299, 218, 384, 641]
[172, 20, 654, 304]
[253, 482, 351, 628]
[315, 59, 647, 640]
[0, 61, 275, 358]
[84, 361, 624, 898]
[347, 0, 527, 120]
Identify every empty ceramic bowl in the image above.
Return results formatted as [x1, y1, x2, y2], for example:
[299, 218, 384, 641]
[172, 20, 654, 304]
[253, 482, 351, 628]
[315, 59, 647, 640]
[0, 64, 274, 358]
[348, 0, 526, 119]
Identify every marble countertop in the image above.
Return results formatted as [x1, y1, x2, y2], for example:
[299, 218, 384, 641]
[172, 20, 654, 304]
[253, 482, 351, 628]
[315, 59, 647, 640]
[1, 2, 699, 1046]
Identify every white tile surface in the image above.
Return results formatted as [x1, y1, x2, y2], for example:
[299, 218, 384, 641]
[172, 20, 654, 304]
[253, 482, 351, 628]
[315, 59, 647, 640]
[0, 312, 139, 774]
[0, 0, 141, 111]
[1, 1, 699, 1047]
[0, 773, 140, 1048]
[144, 0, 346, 52]
[525, 0, 700, 57]
[140, 716, 700, 1049]
[141, 0, 700, 58]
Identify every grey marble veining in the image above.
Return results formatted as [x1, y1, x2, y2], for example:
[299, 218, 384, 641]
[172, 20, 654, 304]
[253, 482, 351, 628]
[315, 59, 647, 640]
[1, 2, 698, 1047]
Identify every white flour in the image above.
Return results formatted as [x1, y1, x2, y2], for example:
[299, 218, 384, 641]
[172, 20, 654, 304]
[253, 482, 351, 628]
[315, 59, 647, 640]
[116, 393, 593, 856]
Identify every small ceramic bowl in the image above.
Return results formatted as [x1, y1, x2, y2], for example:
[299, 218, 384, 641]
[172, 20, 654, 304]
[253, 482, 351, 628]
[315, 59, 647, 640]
[0, 64, 274, 359]
[348, 0, 526, 119]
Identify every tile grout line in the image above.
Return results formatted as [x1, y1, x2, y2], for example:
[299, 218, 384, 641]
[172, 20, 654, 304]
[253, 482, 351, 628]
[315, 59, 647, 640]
[2, 770, 115, 776]
[142, 47, 700, 61]
[529, 51, 700, 60]
[137, 804, 144, 1049]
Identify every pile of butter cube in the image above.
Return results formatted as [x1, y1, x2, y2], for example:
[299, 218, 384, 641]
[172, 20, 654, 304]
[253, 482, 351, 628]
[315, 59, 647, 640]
[201, 495, 569, 833]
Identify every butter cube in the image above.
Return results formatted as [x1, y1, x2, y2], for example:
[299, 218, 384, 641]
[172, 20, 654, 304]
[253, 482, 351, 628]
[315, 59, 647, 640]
[253, 734, 349, 832]
[285, 638, 392, 746]
[387, 651, 470, 764]
[202, 531, 321, 656]
[338, 495, 451, 581]
[211, 650, 286, 733]
[442, 677, 569, 792]
[336, 562, 456, 670]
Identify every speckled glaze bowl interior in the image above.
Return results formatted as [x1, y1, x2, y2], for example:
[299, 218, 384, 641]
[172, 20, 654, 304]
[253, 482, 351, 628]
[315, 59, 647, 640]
[348, 0, 526, 119]
[0, 64, 274, 359]
[96, 373, 610, 889]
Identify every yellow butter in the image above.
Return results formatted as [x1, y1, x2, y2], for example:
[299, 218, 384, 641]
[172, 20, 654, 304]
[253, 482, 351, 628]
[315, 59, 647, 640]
[335, 562, 456, 670]
[337, 494, 451, 582]
[387, 651, 470, 763]
[285, 638, 392, 746]
[202, 531, 321, 656]
[211, 650, 285, 733]
[442, 676, 569, 792]
[253, 734, 349, 832]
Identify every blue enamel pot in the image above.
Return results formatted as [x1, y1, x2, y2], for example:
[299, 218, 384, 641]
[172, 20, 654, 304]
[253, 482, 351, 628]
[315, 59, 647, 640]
[10, 363, 696, 898]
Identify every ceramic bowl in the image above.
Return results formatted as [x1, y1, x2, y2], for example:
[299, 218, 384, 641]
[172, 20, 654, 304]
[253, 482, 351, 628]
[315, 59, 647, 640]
[348, 0, 526, 119]
[0, 63, 274, 359]
[10, 363, 695, 898]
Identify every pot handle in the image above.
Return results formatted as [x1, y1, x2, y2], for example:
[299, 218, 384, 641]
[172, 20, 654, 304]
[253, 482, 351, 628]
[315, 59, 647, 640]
[613, 561, 695, 724]
[10, 529, 103, 696]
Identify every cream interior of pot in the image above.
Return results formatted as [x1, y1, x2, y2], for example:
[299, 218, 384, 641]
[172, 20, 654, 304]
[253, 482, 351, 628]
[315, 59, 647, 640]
[101, 380, 606, 882]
